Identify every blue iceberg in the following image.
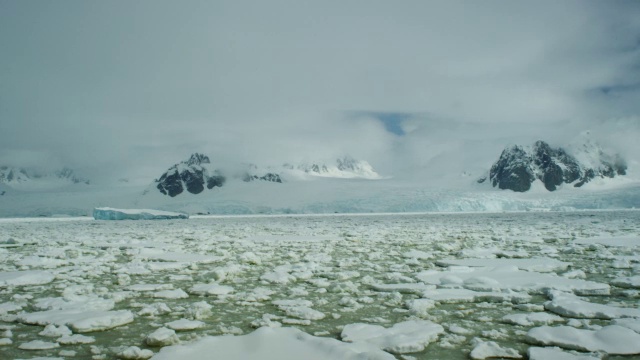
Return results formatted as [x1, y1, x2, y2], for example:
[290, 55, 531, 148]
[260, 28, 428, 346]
[93, 207, 189, 220]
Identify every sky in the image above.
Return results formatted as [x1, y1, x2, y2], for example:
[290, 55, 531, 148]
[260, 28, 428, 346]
[1, 0, 639, 184]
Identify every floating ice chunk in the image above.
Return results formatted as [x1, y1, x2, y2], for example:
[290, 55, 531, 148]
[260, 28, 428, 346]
[39, 324, 72, 337]
[273, 300, 324, 321]
[189, 284, 234, 296]
[118, 346, 154, 359]
[261, 269, 297, 284]
[93, 207, 188, 220]
[0, 270, 55, 287]
[18, 309, 134, 333]
[18, 340, 60, 350]
[416, 267, 610, 295]
[135, 248, 222, 263]
[406, 299, 436, 317]
[154, 289, 189, 299]
[527, 346, 601, 360]
[127, 284, 174, 292]
[469, 339, 522, 359]
[0, 338, 11, 345]
[146, 327, 180, 347]
[613, 318, 640, 333]
[402, 250, 433, 259]
[0, 301, 23, 314]
[57, 334, 95, 344]
[341, 320, 444, 354]
[33, 296, 115, 312]
[138, 303, 171, 317]
[544, 291, 640, 319]
[575, 236, 639, 247]
[611, 275, 640, 289]
[371, 283, 436, 294]
[16, 256, 67, 269]
[526, 325, 640, 354]
[185, 301, 212, 320]
[502, 312, 565, 326]
[422, 288, 531, 304]
[273, 299, 313, 308]
[436, 258, 571, 273]
[165, 319, 205, 331]
[151, 327, 394, 360]
[239, 251, 261, 265]
[282, 306, 325, 321]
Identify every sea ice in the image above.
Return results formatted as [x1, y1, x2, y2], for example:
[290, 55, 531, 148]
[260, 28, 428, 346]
[165, 319, 205, 331]
[93, 207, 188, 220]
[0, 270, 55, 287]
[544, 291, 640, 319]
[341, 320, 444, 354]
[574, 236, 639, 247]
[153, 289, 189, 299]
[118, 346, 154, 360]
[146, 327, 180, 347]
[501, 312, 565, 326]
[416, 267, 610, 295]
[18, 309, 134, 332]
[18, 340, 60, 350]
[151, 326, 394, 360]
[469, 339, 522, 359]
[526, 325, 640, 354]
[421, 288, 531, 304]
[435, 257, 570, 272]
[57, 334, 95, 344]
[188, 284, 234, 296]
[527, 347, 602, 360]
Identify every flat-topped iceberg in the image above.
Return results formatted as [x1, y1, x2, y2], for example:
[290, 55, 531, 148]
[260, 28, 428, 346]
[93, 207, 188, 220]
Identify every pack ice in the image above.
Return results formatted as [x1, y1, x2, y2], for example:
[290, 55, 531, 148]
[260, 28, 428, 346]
[0, 210, 638, 359]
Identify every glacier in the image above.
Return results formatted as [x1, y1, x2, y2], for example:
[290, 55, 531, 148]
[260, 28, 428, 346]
[93, 207, 188, 220]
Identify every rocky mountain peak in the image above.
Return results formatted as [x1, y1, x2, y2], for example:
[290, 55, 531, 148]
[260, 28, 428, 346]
[156, 154, 224, 197]
[488, 140, 627, 192]
[185, 153, 210, 166]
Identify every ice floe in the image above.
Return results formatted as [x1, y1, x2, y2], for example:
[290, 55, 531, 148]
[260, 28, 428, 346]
[0, 270, 55, 287]
[435, 257, 571, 272]
[527, 347, 601, 360]
[416, 267, 610, 295]
[526, 325, 640, 354]
[341, 320, 444, 354]
[152, 326, 394, 359]
[544, 290, 640, 319]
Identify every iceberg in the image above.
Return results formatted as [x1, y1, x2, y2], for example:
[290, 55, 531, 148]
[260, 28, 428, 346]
[93, 207, 188, 220]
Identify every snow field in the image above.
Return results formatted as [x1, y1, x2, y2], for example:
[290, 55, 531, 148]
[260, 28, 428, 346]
[0, 211, 637, 359]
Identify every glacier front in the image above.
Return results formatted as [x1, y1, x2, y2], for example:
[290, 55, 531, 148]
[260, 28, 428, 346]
[93, 207, 188, 220]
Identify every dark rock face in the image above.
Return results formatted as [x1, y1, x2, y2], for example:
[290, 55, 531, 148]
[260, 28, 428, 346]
[489, 141, 627, 192]
[242, 172, 282, 183]
[157, 170, 184, 197]
[490, 146, 535, 192]
[156, 153, 226, 197]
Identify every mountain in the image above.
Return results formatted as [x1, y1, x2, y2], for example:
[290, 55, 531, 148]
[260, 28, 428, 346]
[0, 165, 89, 190]
[151, 154, 381, 198]
[155, 153, 226, 197]
[484, 140, 627, 192]
[284, 156, 381, 179]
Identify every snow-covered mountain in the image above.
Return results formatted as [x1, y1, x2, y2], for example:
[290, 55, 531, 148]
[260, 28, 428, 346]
[154, 153, 226, 197]
[283, 156, 381, 179]
[0, 165, 89, 191]
[483, 140, 627, 192]
[151, 154, 381, 198]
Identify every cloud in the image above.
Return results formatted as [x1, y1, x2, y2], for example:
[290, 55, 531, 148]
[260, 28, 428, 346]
[0, 0, 639, 183]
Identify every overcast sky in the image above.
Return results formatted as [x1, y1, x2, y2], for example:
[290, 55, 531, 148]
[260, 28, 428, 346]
[1, 0, 639, 183]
